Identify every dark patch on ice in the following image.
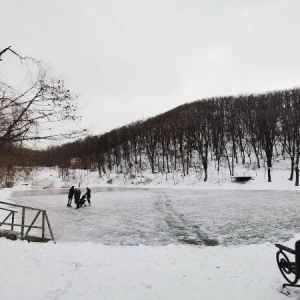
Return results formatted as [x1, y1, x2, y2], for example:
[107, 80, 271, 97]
[178, 238, 201, 245]
[202, 238, 219, 246]
[154, 195, 218, 246]
[178, 238, 219, 246]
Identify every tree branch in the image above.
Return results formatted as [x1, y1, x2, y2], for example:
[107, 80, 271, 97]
[0, 46, 12, 61]
[0, 46, 39, 64]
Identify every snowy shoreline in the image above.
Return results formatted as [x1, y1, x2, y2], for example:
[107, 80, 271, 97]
[12, 165, 300, 193]
[0, 234, 299, 300]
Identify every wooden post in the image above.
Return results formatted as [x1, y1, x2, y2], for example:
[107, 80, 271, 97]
[11, 212, 14, 231]
[21, 207, 25, 239]
[42, 211, 45, 242]
[45, 212, 55, 243]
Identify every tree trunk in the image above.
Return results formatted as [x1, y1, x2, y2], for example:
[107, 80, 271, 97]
[295, 143, 300, 186]
[289, 159, 295, 181]
[295, 166, 299, 186]
[267, 155, 272, 182]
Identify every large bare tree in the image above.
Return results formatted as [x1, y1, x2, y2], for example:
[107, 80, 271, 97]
[0, 46, 80, 151]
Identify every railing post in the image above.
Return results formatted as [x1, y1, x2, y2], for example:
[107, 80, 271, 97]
[21, 207, 25, 239]
[42, 211, 45, 242]
[45, 212, 55, 243]
[11, 212, 14, 231]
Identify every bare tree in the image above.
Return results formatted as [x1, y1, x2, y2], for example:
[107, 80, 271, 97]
[255, 92, 281, 182]
[0, 46, 80, 152]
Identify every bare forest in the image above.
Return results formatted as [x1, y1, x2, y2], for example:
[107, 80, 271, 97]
[43, 88, 300, 186]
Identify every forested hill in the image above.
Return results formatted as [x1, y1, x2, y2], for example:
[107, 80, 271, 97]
[42, 87, 300, 185]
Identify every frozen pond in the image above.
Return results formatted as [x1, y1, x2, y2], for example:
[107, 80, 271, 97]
[6, 188, 300, 246]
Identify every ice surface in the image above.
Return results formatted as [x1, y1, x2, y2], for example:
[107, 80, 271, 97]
[7, 188, 300, 246]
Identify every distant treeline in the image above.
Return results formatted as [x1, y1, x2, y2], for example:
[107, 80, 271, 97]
[41, 87, 300, 185]
[0, 145, 44, 187]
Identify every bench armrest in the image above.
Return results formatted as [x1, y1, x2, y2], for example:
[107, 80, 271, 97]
[275, 243, 296, 254]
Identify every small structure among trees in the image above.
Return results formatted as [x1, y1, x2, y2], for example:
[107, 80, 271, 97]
[69, 158, 91, 186]
[231, 171, 254, 182]
[71, 158, 82, 169]
[70, 158, 91, 170]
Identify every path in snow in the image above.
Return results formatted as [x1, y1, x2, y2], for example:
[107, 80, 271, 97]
[7, 188, 300, 246]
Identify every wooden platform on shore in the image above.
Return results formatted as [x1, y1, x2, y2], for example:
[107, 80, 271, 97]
[0, 200, 55, 243]
[0, 229, 51, 243]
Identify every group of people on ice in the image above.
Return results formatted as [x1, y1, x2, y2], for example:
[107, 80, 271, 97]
[67, 186, 91, 209]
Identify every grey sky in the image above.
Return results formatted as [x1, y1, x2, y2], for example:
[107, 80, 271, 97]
[2, 0, 300, 135]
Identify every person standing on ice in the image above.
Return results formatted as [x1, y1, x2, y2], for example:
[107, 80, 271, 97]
[67, 186, 75, 207]
[74, 188, 81, 209]
[86, 187, 91, 205]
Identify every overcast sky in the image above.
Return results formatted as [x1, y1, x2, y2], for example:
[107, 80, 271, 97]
[2, 0, 300, 136]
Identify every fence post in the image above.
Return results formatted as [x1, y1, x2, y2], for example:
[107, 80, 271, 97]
[45, 212, 55, 243]
[21, 207, 25, 239]
[11, 212, 14, 231]
[42, 211, 45, 242]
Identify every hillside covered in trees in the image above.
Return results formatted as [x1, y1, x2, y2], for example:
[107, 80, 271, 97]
[37, 87, 300, 187]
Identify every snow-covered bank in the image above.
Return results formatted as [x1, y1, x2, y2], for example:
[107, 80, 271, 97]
[20, 166, 300, 192]
[0, 236, 297, 300]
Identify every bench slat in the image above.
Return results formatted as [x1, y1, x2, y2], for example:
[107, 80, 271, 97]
[275, 243, 296, 254]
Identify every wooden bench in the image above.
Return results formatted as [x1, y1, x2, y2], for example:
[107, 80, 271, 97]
[275, 240, 300, 291]
[230, 172, 254, 182]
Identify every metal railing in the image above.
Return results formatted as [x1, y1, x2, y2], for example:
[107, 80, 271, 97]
[0, 201, 55, 243]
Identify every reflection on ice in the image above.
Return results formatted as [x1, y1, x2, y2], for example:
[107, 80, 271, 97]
[11, 187, 147, 197]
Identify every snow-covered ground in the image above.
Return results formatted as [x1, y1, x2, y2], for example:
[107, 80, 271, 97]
[1, 236, 298, 300]
[1, 167, 300, 299]
[17, 160, 300, 191]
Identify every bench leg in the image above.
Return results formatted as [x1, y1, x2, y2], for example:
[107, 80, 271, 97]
[283, 283, 300, 288]
[283, 283, 300, 294]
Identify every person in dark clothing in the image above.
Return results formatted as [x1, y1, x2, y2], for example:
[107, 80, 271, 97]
[86, 187, 91, 205]
[74, 188, 81, 209]
[79, 193, 87, 207]
[67, 186, 75, 207]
